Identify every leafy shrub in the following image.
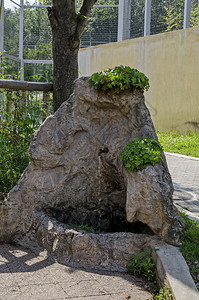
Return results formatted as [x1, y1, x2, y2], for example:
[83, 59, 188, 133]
[120, 138, 163, 171]
[0, 90, 48, 193]
[89, 65, 150, 94]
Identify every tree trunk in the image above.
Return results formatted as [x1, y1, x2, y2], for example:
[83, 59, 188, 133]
[48, 0, 97, 112]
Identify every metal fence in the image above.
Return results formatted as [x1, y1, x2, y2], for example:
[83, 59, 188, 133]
[0, 0, 198, 81]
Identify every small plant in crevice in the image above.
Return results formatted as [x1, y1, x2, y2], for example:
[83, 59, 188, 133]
[120, 138, 163, 171]
[153, 285, 173, 300]
[68, 223, 99, 233]
[89, 65, 150, 94]
[129, 249, 157, 282]
[129, 249, 173, 299]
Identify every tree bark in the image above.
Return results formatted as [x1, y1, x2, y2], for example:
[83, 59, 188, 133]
[48, 0, 97, 112]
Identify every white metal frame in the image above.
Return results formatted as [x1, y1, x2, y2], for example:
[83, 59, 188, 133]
[0, 0, 4, 53]
[184, 0, 192, 28]
[118, 0, 131, 41]
[144, 0, 151, 36]
[19, 0, 24, 79]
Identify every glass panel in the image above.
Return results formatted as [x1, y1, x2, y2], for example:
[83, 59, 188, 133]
[151, 0, 184, 34]
[24, 0, 53, 6]
[4, 0, 20, 56]
[130, 0, 145, 38]
[81, 6, 118, 48]
[24, 63, 52, 82]
[23, 7, 52, 60]
[190, 0, 199, 28]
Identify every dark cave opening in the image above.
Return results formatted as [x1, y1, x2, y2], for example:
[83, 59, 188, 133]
[45, 207, 155, 235]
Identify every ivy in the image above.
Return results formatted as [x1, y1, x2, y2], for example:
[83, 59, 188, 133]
[89, 65, 150, 94]
[120, 138, 163, 171]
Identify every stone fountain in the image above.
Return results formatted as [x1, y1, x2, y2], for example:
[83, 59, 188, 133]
[0, 77, 185, 271]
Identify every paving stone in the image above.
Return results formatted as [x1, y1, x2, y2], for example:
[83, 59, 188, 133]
[48, 265, 94, 283]
[166, 153, 199, 219]
[19, 283, 67, 299]
[65, 296, 114, 300]
[0, 286, 23, 300]
[59, 279, 107, 298]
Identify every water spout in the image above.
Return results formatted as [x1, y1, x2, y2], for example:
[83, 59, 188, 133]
[98, 147, 109, 156]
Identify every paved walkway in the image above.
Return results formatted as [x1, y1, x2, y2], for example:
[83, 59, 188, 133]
[0, 244, 152, 300]
[165, 152, 199, 221]
[0, 152, 199, 300]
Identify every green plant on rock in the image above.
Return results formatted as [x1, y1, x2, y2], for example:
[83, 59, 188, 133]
[120, 138, 163, 171]
[89, 65, 150, 94]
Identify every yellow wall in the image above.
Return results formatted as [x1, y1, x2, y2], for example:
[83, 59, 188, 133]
[79, 28, 199, 133]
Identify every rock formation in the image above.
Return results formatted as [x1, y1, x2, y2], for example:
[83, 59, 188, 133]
[0, 77, 184, 248]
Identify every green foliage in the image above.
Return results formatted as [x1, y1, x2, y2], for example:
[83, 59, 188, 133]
[129, 249, 173, 299]
[128, 249, 157, 282]
[73, 12, 87, 20]
[163, 1, 184, 32]
[0, 90, 48, 193]
[81, 0, 118, 46]
[154, 285, 173, 300]
[24, 42, 52, 61]
[23, 6, 52, 61]
[180, 212, 199, 285]
[120, 138, 163, 171]
[0, 52, 6, 79]
[157, 131, 199, 158]
[190, 1, 199, 27]
[38, 0, 50, 4]
[89, 66, 150, 94]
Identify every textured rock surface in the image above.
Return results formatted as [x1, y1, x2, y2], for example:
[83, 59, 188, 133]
[17, 211, 165, 272]
[0, 78, 184, 247]
[125, 164, 185, 244]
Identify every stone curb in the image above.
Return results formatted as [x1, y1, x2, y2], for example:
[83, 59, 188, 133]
[175, 205, 199, 223]
[165, 152, 199, 161]
[154, 245, 199, 300]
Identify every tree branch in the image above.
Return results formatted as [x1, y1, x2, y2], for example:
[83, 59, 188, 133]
[79, 0, 98, 18]
[71, 0, 97, 49]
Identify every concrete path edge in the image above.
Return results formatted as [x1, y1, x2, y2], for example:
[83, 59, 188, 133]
[165, 152, 199, 161]
[154, 244, 199, 300]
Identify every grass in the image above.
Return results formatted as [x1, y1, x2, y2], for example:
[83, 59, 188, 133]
[180, 212, 199, 288]
[157, 131, 199, 158]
